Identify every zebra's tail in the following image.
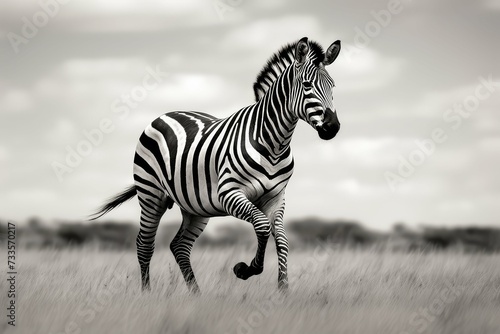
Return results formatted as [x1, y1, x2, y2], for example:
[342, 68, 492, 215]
[89, 185, 137, 220]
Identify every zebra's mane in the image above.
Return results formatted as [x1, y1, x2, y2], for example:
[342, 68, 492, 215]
[253, 39, 325, 102]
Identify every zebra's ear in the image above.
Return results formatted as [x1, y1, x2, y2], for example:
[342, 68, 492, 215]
[295, 37, 309, 64]
[324, 40, 341, 65]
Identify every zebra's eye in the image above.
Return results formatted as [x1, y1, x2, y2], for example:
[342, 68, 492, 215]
[302, 81, 312, 89]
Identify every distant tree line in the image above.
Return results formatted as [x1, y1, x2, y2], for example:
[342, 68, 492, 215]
[1, 217, 500, 253]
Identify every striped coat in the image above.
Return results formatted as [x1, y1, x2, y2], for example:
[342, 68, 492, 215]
[92, 37, 342, 293]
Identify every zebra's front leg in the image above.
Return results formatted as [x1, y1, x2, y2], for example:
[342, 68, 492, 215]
[273, 218, 289, 291]
[223, 192, 271, 281]
[233, 218, 270, 280]
[264, 192, 289, 291]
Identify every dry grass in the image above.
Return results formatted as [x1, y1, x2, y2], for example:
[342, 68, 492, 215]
[2, 245, 500, 334]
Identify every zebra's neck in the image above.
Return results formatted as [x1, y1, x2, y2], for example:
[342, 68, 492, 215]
[252, 67, 298, 159]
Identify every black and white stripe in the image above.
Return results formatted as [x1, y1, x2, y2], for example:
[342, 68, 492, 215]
[91, 37, 342, 293]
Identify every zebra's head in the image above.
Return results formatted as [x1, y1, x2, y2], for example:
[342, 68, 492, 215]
[291, 37, 341, 140]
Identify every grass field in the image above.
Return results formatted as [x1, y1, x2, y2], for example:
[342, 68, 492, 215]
[2, 246, 500, 334]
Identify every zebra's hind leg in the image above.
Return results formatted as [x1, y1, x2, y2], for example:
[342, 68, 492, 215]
[170, 210, 209, 294]
[136, 191, 172, 291]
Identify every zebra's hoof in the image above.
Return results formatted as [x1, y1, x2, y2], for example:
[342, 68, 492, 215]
[233, 262, 250, 280]
[278, 281, 289, 293]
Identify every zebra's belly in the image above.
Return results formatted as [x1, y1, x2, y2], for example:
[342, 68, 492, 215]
[164, 163, 292, 217]
[162, 170, 226, 217]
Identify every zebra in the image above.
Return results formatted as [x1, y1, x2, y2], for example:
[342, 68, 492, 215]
[91, 37, 341, 293]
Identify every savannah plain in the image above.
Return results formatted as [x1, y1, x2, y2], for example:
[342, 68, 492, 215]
[1, 243, 499, 334]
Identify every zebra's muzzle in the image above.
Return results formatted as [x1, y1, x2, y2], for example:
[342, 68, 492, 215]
[315, 108, 340, 140]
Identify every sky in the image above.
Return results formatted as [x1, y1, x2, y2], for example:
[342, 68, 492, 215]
[0, 0, 499, 230]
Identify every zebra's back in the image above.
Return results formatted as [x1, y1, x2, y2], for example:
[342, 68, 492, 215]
[133, 109, 295, 218]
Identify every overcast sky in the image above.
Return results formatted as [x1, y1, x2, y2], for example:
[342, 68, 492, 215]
[1, 0, 499, 230]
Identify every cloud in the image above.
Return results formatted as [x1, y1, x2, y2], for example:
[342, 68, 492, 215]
[148, 73, 236, 109]
[0, 145, 8, 161]
[221, 15, 322, 51]
[479, 137, 500, 151]
[475, 110, 500, 132]
[0, 88, 33, 113]
[0, 145, 8, 185]
[221, 17, 405, 93]
[334, 47, 405, 92]
[398, 76, 500, 120]
[483, 0, 500, 10]
[32, 57, 152, 106]
[336, 137, 400, 165]
[294, 135, 405, 170]
[0, 0, 217, 33]
[70, 0, 207, 15]
[60, 57, 147, 78]
[408, 84, 479, 118]
[44, 118, 79, 146]
[1, 0, 499, 229]
[5, 188, 59, 219]
[438, 199, 475, 215]
[332, 178, 388, 196]
[30, 57, 240, 117]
